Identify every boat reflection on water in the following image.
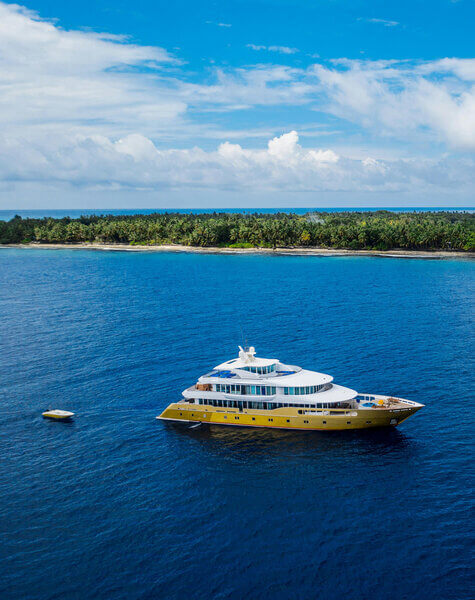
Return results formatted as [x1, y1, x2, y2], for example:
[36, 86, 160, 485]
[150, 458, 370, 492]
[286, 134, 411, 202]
[161, 418, 416, 462]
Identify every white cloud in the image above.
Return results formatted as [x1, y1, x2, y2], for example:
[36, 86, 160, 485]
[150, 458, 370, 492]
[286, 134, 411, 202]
[364, 18, 400, 27]
[0, 2, 185, 141]
[0, 130, 472, 195]
[178, 65, 312, 109]
[0, 2, 473, 203]
[246, 44, 299, 54]
[310, 58, 475, 149]
[206, 21, 232, 28]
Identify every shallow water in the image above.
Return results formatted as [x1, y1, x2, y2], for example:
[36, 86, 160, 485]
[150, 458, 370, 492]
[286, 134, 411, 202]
[0, 249, 473, 599]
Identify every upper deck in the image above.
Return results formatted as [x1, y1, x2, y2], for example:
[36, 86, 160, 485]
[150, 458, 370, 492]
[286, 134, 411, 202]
[192, 346, 356, 404]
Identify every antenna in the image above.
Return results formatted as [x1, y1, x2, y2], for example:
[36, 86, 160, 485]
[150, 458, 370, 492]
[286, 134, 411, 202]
[239, 325, 248, 351]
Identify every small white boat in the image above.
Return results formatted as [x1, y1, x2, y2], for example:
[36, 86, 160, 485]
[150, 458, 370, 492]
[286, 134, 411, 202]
[42, 409, 75, 421]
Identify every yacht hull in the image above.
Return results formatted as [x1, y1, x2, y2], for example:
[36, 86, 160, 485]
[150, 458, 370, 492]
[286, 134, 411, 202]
[157, 403, 422, 431]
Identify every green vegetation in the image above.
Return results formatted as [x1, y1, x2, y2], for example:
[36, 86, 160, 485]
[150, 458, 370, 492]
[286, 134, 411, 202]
[1, 211, 474, 251]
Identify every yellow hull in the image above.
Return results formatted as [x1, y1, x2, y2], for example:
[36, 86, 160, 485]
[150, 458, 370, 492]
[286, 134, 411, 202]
[157, 402, 421, 431]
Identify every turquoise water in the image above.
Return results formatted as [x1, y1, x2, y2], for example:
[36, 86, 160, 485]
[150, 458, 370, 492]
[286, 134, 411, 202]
[0, 248, 473, 599]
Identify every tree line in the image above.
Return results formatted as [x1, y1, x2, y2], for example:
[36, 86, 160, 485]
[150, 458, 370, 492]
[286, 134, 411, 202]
[1, 211, 474, 251]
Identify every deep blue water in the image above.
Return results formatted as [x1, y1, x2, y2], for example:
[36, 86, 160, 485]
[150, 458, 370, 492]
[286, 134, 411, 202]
[0, 248, 473, 600]
[1, 207, 473, 221]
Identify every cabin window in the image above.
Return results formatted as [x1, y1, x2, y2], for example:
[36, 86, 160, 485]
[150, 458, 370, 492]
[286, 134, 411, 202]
[323, 420, 327, 424]
[252, 417, 255, 421]
[298, 410, 302, 414]
[235, 416, 239, 420]
[286, 419, 290, 423]
[268, 418, 273, 422]
[366, 421, 371, 424]
[347, 421, 351, 425]
[304, 420, 309, 423]
[282, 384, 326, 396]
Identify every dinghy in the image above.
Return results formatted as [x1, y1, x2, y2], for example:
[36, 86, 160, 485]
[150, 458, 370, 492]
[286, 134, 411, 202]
[42, 409, 75, 421]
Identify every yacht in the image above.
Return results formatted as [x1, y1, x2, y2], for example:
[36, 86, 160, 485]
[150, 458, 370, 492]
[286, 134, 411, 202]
[157, 346, 423, 430]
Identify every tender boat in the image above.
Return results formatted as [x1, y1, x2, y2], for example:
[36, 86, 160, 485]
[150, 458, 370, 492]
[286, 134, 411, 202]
[157, 346, 423, 430]
[42, 409, 75, 421]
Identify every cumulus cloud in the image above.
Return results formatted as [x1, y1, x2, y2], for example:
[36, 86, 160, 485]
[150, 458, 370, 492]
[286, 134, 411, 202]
[0, 1, 473, 201]
[1, 130, 472, 194]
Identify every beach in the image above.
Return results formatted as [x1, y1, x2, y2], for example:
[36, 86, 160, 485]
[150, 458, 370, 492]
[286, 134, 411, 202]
[2, 242, 474, 259]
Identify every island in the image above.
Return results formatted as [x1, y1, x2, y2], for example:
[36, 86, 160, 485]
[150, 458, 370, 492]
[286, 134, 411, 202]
[1, 211, 474, 255]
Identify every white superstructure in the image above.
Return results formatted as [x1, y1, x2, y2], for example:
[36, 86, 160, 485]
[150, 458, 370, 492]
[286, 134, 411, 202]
[183, 346, 358, 410]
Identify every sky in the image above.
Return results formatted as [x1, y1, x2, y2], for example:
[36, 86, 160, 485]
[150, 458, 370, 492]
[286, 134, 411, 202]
[0, 0, 474, 208]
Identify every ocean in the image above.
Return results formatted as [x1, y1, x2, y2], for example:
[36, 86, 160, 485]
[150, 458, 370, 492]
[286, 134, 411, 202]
[0, 248, 473, 599]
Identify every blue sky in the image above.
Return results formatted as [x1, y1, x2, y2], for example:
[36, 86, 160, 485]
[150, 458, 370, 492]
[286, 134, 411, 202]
[0, 0, 474, 208]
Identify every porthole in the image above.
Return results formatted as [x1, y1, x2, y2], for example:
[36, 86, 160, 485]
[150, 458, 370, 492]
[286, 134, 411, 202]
[235, 416, 239, 420]
[286, 419, 290, 423]
[252, 417, 256, 421]
[323, 420, 327, 425]
[304, 420, 309, 424]
[347, 421, 351, 425]
[366, 420, 371, 424]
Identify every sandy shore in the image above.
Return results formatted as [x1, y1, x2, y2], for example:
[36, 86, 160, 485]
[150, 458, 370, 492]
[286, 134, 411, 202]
[1, 242, 474, 259]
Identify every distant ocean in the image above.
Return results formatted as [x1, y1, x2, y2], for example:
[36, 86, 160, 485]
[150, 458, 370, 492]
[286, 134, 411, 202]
[1, 207, 473, 221]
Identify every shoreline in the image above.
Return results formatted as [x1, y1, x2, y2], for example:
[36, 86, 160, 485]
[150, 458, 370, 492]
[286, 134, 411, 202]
[1, 242, 474, 259]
